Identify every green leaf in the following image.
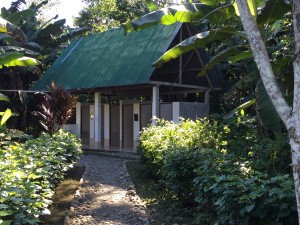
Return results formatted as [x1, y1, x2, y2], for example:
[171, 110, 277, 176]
[240, 109, 245, 116]
[0, 211, 12, 216]
[0, 18, 8, 33]
[0, 93, 9, 102]
[0, 205, 8, 209]
[200, 0, 222, 6]
[1, 108, 11, 126]
[32, 19, 66, 46]
[0, 33, 14, 43]
[153, 27, 239, 68]
[24, 42, 42, 51]
[0, 220, 12, 225]
[224, 98, 256, 119]
[144, 0, 158, 11]
[0, 56, 40, 68]
[225, 71, 259, 99]
[272, 56, 291, 74]
[198, 45, 249, 77]
[123, 3, 218, 32]
[256, 79, 281, 132]
[0, 52, 24, 64]
[257, 0, 291, 27]
[0, 17, 27, 42]
[245, 204, 255, 212]
[228, 50, 253, 63]
[0, 46, 40, 57]
[6, 9, 35, 25]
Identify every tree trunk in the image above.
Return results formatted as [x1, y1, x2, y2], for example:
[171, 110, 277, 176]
[291, 0, 300, 218]
[291, 137, 300, 222]
[236, 0, 300, 223]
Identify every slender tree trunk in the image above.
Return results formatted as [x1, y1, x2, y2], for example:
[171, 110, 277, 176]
[291, 138, 300, 222]
[291, 0, 300, 220]
[236, 0, 300, 223]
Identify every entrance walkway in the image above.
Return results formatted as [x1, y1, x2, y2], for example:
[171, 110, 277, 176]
[66, 155, 149, 225]
[83, 144, 137, 154]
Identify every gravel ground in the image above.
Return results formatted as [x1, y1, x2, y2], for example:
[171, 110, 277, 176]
[65, 155, 149, 225]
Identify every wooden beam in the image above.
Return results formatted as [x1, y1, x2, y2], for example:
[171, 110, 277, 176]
[186, 24, 214, 89]
[148, 81, 209, 91]
[182, 51, 196, 71]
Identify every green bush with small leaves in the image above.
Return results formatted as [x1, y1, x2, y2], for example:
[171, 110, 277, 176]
[0, 130, 82, 225]
[138, 118, 221, 175]
[139, 115, 297, 224]
[192, 150, 297, 225]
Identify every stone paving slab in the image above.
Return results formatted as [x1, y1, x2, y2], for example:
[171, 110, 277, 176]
[65, 155, 149, 225]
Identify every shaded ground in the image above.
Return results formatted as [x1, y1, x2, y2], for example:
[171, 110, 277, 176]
[67, 155, 149, 225]
[126, 161, 210, 225]
[42, 156, 209, 225]
[41, 165, 85, 225]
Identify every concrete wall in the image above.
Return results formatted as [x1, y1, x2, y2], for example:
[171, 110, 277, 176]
[63, 124, 80, 137]
[64, 101, 210, 150]
[160, 103, 172, 121]
[140, 104, 152, 129]
[179, 102, 209, 120]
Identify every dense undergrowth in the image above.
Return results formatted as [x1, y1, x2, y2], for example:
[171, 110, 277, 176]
[0, 130, 82, 225]
[138, 116, 297, 225]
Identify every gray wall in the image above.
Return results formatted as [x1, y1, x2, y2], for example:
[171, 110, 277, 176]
[179, 102, 209, 120]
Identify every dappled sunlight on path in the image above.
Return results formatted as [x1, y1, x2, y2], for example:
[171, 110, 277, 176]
[67, 155, 149, 225]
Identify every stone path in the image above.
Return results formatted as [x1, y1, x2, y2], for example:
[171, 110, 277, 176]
[66, 155, 149, 225]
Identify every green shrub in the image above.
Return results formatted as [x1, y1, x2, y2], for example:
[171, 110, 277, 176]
[219, 114, 291, 174]
[0, 130, 82, 225]
[138, 118, 221, 175]
[194, 162, 297, 225]
[160, 147, 223, 202]
[138, 115, 296, 224]
[0, 128, 32, 148]
[161, 147, 297, 224]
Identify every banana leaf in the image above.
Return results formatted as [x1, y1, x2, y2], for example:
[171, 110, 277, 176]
[0, 108, 11, 126]
[123, 3, 235, 33]
[256, 79, 282, 133]
[0, 93, 9, 102]
[153, 27, 240, 68]
[0, 56, 40, 68]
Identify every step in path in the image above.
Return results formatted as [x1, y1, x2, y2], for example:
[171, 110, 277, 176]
[65, 155, 150, 225]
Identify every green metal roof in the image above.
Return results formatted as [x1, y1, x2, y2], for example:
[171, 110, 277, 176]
[30, 23, 181, 91]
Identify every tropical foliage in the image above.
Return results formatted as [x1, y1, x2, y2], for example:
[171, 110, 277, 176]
[123, 0, 293, 133]
[139, 117, 296, 224]
[38, 82, 76, 136]
[0, 94, 12, 128]
[0, 0, 86, 132]
[0, 130, 82, 225]
[127, 1, 300, 219]
[74, 0, 150, 32]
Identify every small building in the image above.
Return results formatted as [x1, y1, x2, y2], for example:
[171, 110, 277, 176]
[30, 23, 221, 152]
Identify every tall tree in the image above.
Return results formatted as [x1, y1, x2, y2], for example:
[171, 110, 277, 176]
[74, 0, 149, 32]
[236, 0, 300, 222]
[0, 0, 86, 132]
